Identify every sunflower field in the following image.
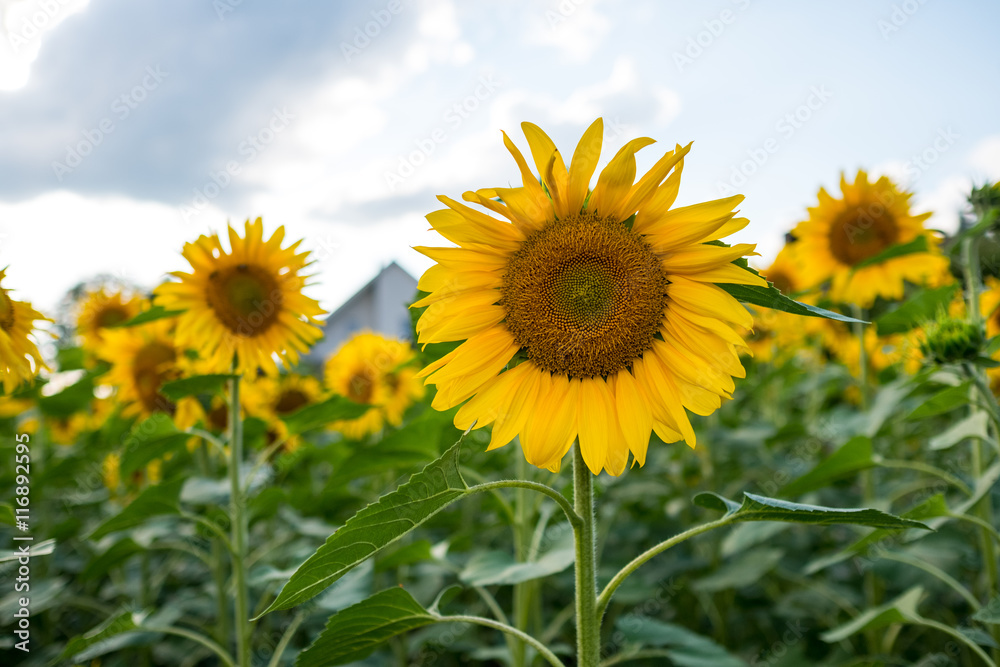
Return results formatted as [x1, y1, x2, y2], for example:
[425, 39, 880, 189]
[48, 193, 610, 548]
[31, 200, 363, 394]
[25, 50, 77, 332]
[2, 116, 1000, 667]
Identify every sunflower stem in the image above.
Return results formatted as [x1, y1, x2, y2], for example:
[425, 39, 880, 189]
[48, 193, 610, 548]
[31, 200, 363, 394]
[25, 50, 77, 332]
[572, 445, 601, 667]
[228, 371, 251, 667]
[960, 236, 1000, 661]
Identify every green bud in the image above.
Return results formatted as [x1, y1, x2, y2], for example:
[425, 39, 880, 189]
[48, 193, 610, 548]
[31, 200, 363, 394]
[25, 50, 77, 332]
[919, 317, 984, 365]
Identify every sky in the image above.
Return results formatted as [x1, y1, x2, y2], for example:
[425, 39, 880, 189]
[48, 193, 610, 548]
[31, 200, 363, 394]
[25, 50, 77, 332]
[1, 0, 998, 317]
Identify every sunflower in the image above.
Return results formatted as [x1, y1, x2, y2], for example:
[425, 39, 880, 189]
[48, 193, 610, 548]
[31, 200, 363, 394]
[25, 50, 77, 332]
[792, 170, 949, 308]
[413, 118, 764, 475]
[155, 218, 326, 377]
[243, 372, 322, 452]
[96, 319, 183, 419]
[0, 269, 49, 393]
[75, 288, 144, 351]
[979, 277, 1000, 339]
[324, 332, 424, 440]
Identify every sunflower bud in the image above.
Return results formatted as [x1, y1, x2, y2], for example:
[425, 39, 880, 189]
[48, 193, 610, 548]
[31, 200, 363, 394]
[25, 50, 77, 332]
[919, 317, 984, 365]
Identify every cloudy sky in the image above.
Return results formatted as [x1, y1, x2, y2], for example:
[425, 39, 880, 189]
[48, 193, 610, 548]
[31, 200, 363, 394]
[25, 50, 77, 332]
[1, 0, 998, 316]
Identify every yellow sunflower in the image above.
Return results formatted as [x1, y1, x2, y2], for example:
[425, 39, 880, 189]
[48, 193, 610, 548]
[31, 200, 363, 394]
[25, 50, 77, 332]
[96, 319, 183, 419]
[324, 332, 425, 440]
[75, 288, 144, 351]
[792, 170, 949, 308]
[155, 218, 326, 377]
[413, 118, 764, 476]
[0, 269, 49, 393]
[243, 372, 322, 452]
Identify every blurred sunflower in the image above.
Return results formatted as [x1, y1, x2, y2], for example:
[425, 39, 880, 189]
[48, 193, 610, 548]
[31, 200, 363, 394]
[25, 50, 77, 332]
[792, 170, 949, 307]
[97, 319, 183, 419]
[75, 288, 144, 351]
[324, 332, 424, 440]
[155, 218, 326, 377]
[413, 118, 763, 475]
[0, 269, 50, 393]
[243, 372, 322, 452]
[102, 452, 162, 498]
[979, 276, 1000, 339]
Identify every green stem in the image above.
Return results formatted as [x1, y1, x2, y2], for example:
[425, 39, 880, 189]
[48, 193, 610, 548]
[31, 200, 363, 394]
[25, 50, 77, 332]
[917, 618, 997, 667]
[876, 459, 973, 496]
[144, 626, 236, 667]
[467, 480, 581, 529]
[512, 454, 530, 667]
[963, 237, 983, 329]
[573, 445, 601, 667]
[879, 552, 980, 610]
[596, 516, 732, 616]
[228, 373, 251, 667]
[195, 442, 231, 647]
[437, 615, 566, 667]
[266, 611, 305, 667]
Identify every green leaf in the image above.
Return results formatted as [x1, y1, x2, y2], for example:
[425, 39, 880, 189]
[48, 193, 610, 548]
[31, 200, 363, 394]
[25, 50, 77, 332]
[695, 492, 931, 530]
[120, 413, 190, 477]
[258, 436, 470, 616]
[61, 611, 145, 659]
[693, 547, 784, 593]
[929, 411, 990, 451]
[38, 373, 94, 418]
[615, 616, 748, 667]
[296, 588, 436, 667]
[805, 494, 950, 574]
[780, 436, 874, 497]
[56, 346, 86, 371]
[907, 383, 971, 419]
[117, 305, 182, 327]
[159, 374, 235, 401]
[973, 596, 1000, 625]
[460, 528, 575, 586]
[81, 538, 144, 581]
[851, 235, 929, 270]
[720, 283, 866, 323]
[89, 478, 185, 540]
[876, 284, 959, 335]
[283, 394, 371, 435]
[821, 587, 924, 643]
[0, 503, 14, 526]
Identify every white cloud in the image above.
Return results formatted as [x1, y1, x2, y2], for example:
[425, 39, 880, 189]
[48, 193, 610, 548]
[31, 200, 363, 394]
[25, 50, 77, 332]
[0, 0, 89, 90]
[525, 0, 611, 63]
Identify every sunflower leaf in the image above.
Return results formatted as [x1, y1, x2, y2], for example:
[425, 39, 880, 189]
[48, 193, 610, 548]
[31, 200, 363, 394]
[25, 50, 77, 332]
[296, 588, 437, 667]
[256, 434, 470, 617]
[850, 235, 929, 270]
[282, 394, 371, 435]
[694, 492, 930, 530]
[719, 281, 866, 323]
[88, 477, 185, 540]
[820, 587, 925, 643]
[159, 374, 235, 401]
[61, 610, 147, 660]
[116, 305, 183, 327]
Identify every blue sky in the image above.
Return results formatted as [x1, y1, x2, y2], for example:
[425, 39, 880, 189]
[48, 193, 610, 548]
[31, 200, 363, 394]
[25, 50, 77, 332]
[1, 0, 998, 314]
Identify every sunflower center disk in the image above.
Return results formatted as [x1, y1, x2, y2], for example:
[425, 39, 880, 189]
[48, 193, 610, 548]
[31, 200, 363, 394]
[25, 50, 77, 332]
[829, 206, 899, 265]
[501, 213, 670, 379]
[0, 289, 15, 332]
[95, 306, 131, 329]
[275, 389, 310, 415]
[347, 372, 375, 404]
[206, 264, 283, 336]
